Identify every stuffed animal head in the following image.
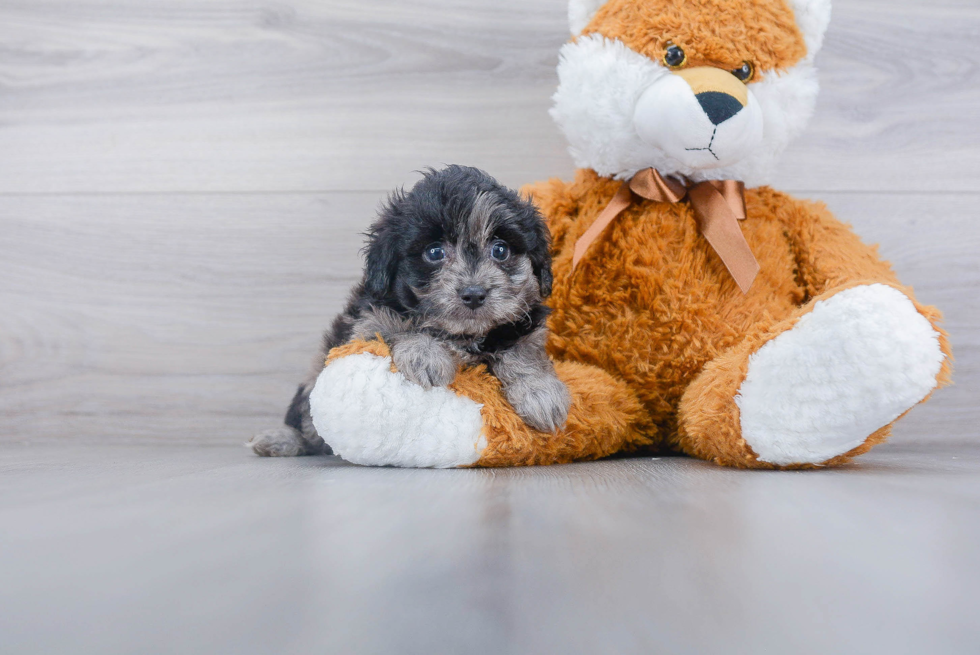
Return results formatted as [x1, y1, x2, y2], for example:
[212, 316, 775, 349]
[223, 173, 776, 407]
[552, 0, 831, 186]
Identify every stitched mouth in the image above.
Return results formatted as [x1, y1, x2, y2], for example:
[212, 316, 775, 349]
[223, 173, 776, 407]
[685, 126, 720, 161]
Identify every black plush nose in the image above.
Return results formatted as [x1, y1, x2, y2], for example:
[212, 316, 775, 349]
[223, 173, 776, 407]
[459, 286, 487, 310]
[696, 91, 744, 125]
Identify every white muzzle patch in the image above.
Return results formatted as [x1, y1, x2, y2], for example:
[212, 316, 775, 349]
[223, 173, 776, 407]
[633, 75, 764, 169]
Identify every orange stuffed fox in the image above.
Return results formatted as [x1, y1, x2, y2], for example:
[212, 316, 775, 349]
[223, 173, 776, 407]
[309, 0, 951, 469]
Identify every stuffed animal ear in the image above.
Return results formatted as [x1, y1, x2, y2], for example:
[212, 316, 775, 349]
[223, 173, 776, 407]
[568, 0, 608, 35]
[789, 0, 832, 59]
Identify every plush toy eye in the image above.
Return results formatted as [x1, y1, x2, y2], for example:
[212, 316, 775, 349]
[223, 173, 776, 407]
[664, 44, 686, 68]
[423, 243, 446, 263]
[732, 61, 754, 82]
[490, 240, 510, 262]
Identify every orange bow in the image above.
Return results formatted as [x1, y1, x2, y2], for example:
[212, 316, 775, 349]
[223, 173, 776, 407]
[572, 168, 760, 294]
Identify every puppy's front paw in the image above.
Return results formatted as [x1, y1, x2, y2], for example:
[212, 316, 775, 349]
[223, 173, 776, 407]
[392, 334, 458, 389]
[505, 372, 572, 433]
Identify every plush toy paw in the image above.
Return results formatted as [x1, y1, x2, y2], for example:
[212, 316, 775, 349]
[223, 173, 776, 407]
[504, 372, 572, 433]
[735, 284, 947, 466]
[309, 343, 486, 468]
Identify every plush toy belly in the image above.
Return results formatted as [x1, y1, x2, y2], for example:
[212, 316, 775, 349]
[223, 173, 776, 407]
[545, 181, 805, 433]
[309, 340, 655, 468]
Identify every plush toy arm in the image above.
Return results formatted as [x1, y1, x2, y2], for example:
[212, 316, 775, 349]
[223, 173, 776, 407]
[780, 195, 952, 374]
[308, 339, 656, 468]
[780, 196, 903, 294]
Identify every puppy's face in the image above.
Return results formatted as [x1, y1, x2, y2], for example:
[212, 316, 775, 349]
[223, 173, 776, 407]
[364, 166, 553, 336]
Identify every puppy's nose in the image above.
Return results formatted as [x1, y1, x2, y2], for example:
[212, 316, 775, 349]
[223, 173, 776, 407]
[696, 91, 744, 125]
[459, 286, 487, 310]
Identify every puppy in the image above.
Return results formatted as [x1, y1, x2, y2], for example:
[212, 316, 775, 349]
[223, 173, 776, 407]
[249, 165, 571, 457]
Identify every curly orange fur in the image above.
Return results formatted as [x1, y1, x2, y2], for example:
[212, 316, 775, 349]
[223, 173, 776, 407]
[582, 0, 808, 76]
[523, 170, 952, 469]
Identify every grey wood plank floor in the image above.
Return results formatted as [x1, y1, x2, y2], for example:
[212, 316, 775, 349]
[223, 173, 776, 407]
[1, 0, 979, 653]
[2, 442, 979, 655]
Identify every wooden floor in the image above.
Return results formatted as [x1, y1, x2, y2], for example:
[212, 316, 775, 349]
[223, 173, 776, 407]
[1, 442, 979, 654]
[1, 0, 979, 653]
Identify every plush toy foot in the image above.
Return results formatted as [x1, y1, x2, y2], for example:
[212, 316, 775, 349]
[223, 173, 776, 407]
[678, 284, 950, 468]
[309, 339, 655, 468]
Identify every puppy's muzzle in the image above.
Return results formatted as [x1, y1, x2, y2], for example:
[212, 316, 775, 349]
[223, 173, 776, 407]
[459, 285, 488, 310]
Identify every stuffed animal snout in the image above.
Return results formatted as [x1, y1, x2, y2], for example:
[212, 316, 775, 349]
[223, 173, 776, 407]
[633, 66, 764, 169]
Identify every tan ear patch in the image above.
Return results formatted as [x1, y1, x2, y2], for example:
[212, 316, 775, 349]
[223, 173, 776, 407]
[582, 0, 808, 75]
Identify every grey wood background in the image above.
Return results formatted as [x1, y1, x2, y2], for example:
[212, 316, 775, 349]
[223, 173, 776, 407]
[0, 0, 976, 446]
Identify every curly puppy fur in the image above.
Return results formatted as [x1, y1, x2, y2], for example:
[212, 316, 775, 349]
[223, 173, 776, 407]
[249, 165, 569, 457]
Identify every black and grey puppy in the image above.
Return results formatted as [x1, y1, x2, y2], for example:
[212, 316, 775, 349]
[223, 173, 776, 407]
[249, 165, 571, 457]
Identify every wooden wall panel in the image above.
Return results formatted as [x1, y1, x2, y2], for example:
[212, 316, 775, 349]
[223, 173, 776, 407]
[0, 0, 978, 193]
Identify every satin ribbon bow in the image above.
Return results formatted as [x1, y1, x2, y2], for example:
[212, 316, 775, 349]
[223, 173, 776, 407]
[571, 168, 760, 294]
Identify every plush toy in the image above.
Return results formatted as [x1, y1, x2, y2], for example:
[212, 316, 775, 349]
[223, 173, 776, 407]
[310, 0, 951, 469]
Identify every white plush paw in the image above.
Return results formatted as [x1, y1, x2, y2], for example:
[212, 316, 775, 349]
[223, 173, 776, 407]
[308, 353, 487, 468]
[736, 284, 945, 466]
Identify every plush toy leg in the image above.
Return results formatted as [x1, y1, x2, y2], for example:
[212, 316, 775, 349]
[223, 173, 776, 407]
[676, 283, 951, 469]
[309, 339, 655, 468]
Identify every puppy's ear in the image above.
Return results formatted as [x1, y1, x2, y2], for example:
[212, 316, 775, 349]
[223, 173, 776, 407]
[520, 199, 554, 298]
[364, 232, 398, 298]
[364, 225, 398, 298]
[363, 196, 404, 298]
[531, 243, 554, 299]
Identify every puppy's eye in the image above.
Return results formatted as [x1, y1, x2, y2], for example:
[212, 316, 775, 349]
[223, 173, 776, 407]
[732, 61, 754, 82]
[664, 44, 686, 68]
[423, 243, 446, 263]
[490, 240, 510, 262]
